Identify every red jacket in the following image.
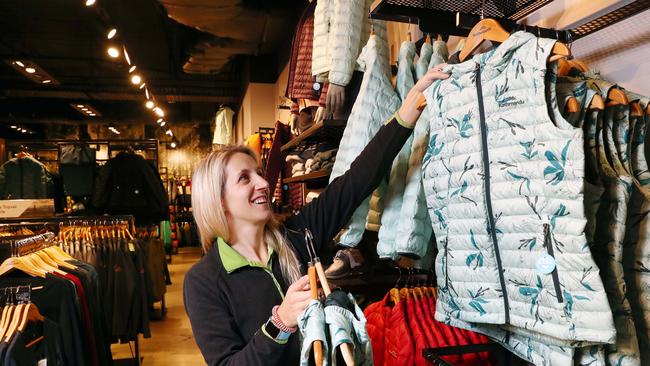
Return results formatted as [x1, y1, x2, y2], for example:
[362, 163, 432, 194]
[286, 1, 320, 101]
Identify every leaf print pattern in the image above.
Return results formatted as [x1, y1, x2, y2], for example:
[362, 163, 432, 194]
[495, 77, 517, 107]
[499, 117, 526, 135]
[543, 140, 571, 185]
[580, 267, 596, 292]
[423, 133, 444, 165]
[520, 140, 539, 160]
[434, 209, 447, 229]
[512, 58, 525, 79]
[518, 237, 537, 250]
[466, 229, 485, 269]
[468, 287, 490, 316]
[563, 289, 590, 322]
[512, 276, 547, 325]
[572, 83, 586, 98]
[525, 196, 542, 220]
[448, 110, 474, 138]
[550, 204, 570, 228]
[507, 170, 531, 194]
[450, 181, 468, 198]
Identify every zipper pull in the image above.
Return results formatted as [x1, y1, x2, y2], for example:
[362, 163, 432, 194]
[543, 223, 551, 247]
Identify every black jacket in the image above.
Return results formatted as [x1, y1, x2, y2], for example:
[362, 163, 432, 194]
[93, 153, 169, 224]
[0, 156, 53, 199]
[183, 117, 413, 366]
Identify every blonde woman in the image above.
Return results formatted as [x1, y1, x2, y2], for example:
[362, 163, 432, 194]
[184, 66, 449, 366]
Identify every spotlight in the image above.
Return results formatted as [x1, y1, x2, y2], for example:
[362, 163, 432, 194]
[170, 141, 177, 149]
[145, 101, 155, 109]
[159, 120, 166, 127]
[42, 79, 52, 84]
[156, 118, 163, 123]
[145, 88, 150, 99]
[14, 61, 24, 67]
[107, 47, 120, 58]
[123, 47, 131, 65]
[85, 0, 96, 6]
[10, 125, 16, 129]
[25, 67, 36, 74]
[107, 28, 117, 40]
[129, 66, 136, 73]
[76, 104, 84, 108]
[130, 75, 142, 85]
[154, 107, 165, 117]
[166, 129, 173, 136]
[88, 113, 96, 116]
[139, 82, 146, 89]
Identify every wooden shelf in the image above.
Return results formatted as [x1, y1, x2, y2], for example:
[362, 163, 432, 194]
[282, 170, 329, 184]
[280, 119, 346, 152]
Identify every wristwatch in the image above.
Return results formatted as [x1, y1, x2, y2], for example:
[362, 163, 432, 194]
[263, 317, 291, 342]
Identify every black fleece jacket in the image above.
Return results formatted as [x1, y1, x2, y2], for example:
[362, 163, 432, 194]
[183, 117, 413, 366]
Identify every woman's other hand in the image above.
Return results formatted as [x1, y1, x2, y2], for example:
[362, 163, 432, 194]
[397, 64, 450, 128]
[277, 275, 312, 328]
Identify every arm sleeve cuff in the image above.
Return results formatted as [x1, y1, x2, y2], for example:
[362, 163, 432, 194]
[385, 112, 414, 129]
[261, 324, 289, 345]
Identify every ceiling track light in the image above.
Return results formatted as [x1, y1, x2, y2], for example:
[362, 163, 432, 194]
[107, 28, 117, 40]
[70, 103, 102, 117]
[159, 121, 166, 127]
[145, 101, 155, 109]
[6, 60, 60, 85]
[85, 0, 96, 6]
[130, 75, 142, 85]
[25, 67, 36, 74]
[123, 47, 131, 65]
[128, 65, 136, 73]
[14, 61, 25, 68]
[166, 129, 173, 136]
[107, 46, 120, 58]
[153, 107, 165, 117]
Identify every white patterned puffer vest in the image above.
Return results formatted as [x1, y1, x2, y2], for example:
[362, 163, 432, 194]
[422, 32, 615, 346]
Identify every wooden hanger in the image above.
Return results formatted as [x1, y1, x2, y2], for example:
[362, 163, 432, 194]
[630, 101, 643, 117]
[565, 96, 580, 113]
[17, 302, 44, 332]
[607, 87, 629, 107]
[570, 59, 590, 72]
[3, 303, 25, 342]
[589, 94, 606, 111]
[557, 59, 572, 77]
[459, 18, 510, 62]
[0, 257, 47, 278]
[646, 103, 650, 116]
[425, 33, 431, 45]
[307, 264, 323, 366]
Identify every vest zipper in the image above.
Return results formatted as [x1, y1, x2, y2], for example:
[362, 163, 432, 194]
[543, 223, 564, 302]
[475, 64, 510, 324]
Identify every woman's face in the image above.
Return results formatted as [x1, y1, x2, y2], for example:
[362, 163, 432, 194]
[223, 152, 271, 225]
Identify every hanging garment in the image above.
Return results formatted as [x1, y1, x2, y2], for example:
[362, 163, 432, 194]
[394, 40, 450, 260]
[286, 0, 320, 101]
[213, 106, 234, 145]
[0, 155, 53, 199]
[422, 31, 615, 353]
[312, 0, 384, 86]
[328, 29, 400, 247]
[298, 300, 329, 366]
[60, 144, 96, 196]
[324, 292, 373, 366]
[264, 121, 292, 193]
[622, 96, 650, 365]
[93, 153, 169, 225]
[377, 41, 416, 259]
[592, 86, 640, 366]
[415, 42, 432, 80]
[429, 40, 449, 69]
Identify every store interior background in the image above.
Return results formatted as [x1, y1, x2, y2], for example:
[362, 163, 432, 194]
[0, 0, 649, 364]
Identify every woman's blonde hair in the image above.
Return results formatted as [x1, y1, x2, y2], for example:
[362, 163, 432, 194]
[191, 145, 302, 284]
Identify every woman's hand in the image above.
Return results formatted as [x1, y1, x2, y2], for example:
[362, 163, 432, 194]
[277, 275, 312, 328]
[397, 64, 450, 128]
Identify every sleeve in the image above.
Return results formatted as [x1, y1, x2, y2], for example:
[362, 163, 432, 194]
[327, 0, 365, 86]
[184, 269, 289, 366]
[285, 116, 413, 253]
[92, 161, 111, 211]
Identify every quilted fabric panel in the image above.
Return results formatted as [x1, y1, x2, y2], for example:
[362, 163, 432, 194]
[328, 32, 400, 247]
[377, 41, 415, 259]
[415, 42, 432, 80]
[422, 32, 614, 347]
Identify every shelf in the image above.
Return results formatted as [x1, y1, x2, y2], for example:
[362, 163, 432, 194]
[282, 170, 329, 184]
[280, 119, 347, 152]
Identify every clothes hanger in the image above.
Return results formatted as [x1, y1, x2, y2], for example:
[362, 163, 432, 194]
[646, 103, 650, 116]
[606, 87, 629, 107]
[565, 96, 580, 113]
[630, 101, 644, 117]
[389, 268, 402, 304]
[589, 94, 606, 111]
[425, 33, 432, 45]
[307, 260, 323, 366]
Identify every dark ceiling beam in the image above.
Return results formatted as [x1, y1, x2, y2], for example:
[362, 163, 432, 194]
[0, 116, 192, 125]
[3, 89, 240, 103]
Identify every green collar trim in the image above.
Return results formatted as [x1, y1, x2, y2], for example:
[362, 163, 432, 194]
[217, 237, 274, 273]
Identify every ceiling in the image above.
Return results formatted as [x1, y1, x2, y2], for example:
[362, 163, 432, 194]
[0, 0, 302, 139]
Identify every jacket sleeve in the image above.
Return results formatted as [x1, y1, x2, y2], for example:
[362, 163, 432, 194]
[285, 116, 413, 252]
[327, 0, 365, 86]
[184, 267, 290, 366]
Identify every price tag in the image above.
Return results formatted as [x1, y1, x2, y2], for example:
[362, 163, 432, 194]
[128, 242, 136, 252]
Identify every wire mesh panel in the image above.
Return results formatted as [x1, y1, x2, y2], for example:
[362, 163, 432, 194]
[376, 0, 553, 19]
[572, 0, 650, 39]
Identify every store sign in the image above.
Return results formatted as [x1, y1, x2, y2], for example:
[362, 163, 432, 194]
[0, 199, 55, 218]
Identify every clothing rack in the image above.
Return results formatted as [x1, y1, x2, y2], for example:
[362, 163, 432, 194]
[0, 215, 144, 366]
[423, 342, 511, 366]
[0, 232, 56, 262]
[370, 0, 650, 41]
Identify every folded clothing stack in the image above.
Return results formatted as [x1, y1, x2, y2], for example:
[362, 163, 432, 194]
[305, 148, 338, 174]
[286, 155, 307, 177]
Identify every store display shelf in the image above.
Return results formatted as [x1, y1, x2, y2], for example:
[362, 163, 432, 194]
[282, 170, 329, 184]
[280, 119, 347, 152]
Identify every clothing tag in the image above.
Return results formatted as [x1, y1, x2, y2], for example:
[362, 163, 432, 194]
[536, 254, 556, 274]
[38, 359, 47, 366]
[128, 242, 136, 252]
[312, 82, 321, 91]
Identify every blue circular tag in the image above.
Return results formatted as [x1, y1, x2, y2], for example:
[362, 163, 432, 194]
[536, 254, 556, 274]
